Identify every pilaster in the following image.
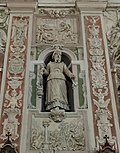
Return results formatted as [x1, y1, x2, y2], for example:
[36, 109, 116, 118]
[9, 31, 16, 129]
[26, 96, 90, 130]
[7, 1, 36, 12]
[76, 1, 120, 152]
[0, 2, 36, 153]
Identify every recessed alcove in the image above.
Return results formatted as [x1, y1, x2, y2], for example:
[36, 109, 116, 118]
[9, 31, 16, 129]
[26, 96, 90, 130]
[37, 46, 79, 112]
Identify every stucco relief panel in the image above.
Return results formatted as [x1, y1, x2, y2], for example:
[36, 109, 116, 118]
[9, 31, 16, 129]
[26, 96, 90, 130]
[34, 10, 79, 45]
[30, 112, 87, 152]
[104, 10, 120, 90]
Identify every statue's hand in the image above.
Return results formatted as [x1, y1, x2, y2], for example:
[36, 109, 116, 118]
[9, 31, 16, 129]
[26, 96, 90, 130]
[39, 64, 46, 75]
[39, 67, 46, 75]
[40, 67, 49, 75]
[71, 74, 78, 87]
[71, 74, 75, 80]
[72, 80, 78, 87]
[41, 67, 45, 73]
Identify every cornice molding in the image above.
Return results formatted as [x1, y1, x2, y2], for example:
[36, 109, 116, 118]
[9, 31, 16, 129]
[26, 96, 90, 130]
[37, 0, 76, 7]
[107, 2, 120, 8]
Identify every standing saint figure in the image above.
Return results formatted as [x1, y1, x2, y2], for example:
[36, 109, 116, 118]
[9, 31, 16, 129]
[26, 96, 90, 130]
[42, 48, 75, 111]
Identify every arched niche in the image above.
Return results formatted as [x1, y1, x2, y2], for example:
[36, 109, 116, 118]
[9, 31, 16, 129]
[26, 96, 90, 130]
[37, 46, 79, 112]
[38, 47, 77, 62]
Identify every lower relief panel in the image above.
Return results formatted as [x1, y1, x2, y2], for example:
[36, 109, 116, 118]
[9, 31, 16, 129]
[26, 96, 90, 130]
[27, 110, 88, 153]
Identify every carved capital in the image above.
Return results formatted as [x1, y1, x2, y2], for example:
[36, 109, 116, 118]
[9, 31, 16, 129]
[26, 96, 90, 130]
[7, 1, 36, 12]
[76, 1, 107, 12]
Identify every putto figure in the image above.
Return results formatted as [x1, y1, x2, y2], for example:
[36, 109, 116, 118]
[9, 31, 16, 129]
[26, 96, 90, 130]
[42, 47, 75, 111]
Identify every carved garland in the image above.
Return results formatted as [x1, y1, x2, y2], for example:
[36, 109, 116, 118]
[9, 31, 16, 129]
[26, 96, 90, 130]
[0, 16, 29, 151]
[39, 8, 76, 18]
[84, 16, 117, 150]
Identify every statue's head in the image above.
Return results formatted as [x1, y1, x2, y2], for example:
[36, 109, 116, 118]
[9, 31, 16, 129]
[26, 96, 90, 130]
[52, 48, 62, 63]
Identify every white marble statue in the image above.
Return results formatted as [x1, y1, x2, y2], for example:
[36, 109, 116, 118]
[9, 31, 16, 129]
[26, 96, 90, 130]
[42, 48, 75, 111]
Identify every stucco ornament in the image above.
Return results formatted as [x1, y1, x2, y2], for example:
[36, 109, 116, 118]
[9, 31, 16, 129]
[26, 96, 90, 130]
[49, 107, 65, 122]
[8, 58, 24, 75]
[0, 15, 29, 150]
[39, 8, 75, 18]
[0, 107, 20, 141]
[86, 16, 116, 150]
[0, 8, 9, 54]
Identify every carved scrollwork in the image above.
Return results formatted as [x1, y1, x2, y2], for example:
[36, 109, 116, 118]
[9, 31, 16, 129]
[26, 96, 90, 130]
[0, 7, 9, 54]
[39, 9, 76, 18]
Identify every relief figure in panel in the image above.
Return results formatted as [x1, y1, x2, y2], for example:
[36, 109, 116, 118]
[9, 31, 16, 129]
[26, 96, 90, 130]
[42, 48, 75, 111]
[108, 19, 120, 56]
[107, 19, 120, 90]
